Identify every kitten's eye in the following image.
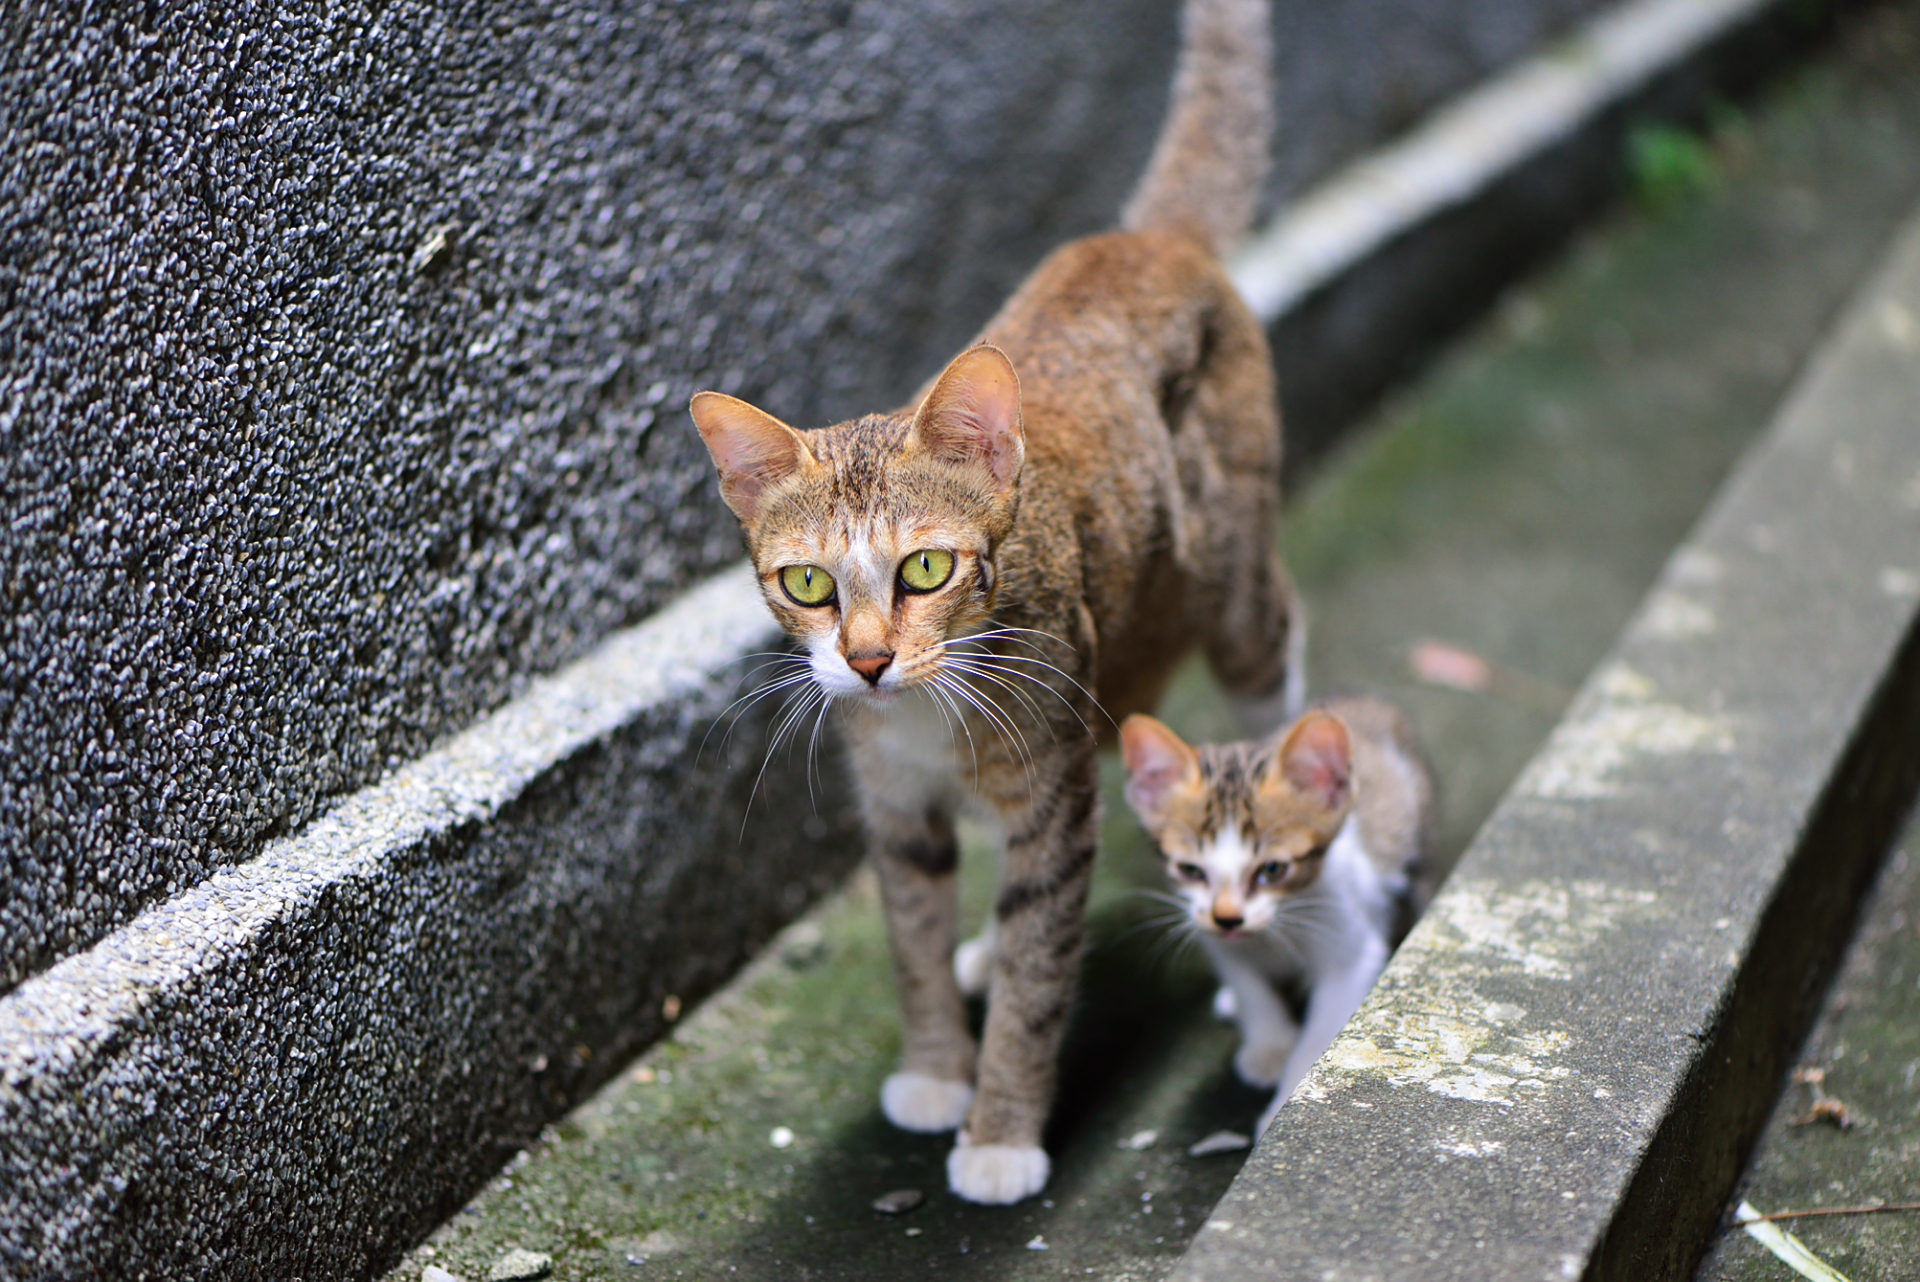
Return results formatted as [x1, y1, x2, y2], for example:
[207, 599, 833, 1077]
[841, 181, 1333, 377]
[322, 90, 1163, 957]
[779, 564, 836, 606]
[1174, 862, 1207, 883]
[899, 548, 955, 592]
[1254, 860, 1288, 886]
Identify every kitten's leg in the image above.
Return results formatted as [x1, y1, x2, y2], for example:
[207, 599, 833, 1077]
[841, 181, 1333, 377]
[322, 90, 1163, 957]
[867, 802, 978, 1133]
[949, 744, 1100, 1205]
[1202, 937, 1297, 1088]
[1260, 933, 1389, 1132]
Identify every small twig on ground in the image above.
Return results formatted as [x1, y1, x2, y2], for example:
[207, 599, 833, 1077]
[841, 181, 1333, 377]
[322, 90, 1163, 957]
[1739, 1202, 1920, 1225]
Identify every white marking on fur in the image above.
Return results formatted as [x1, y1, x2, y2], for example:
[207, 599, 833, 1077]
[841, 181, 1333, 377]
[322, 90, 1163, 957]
[953, 918, 997, 998]
[882, 1073, 974, 1133]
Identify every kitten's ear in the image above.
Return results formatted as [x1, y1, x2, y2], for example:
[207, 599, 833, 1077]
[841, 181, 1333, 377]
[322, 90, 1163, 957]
[1275, 712, 1353, 813]
[690, 392, 816, 526]
[909, 345, 1025, 494]
[1121, 715, 1201, 825]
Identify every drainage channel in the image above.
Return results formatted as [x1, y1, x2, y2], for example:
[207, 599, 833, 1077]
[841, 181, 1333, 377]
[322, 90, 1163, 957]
[384, 8, 1920, 1280]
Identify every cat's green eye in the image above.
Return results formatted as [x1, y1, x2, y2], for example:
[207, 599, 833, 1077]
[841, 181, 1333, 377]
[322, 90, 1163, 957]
[1254, 860, 1288, 886]
[899, 548, 956, 593]
[779, 564, 836, 606]
[1175, 862, 1207, 883]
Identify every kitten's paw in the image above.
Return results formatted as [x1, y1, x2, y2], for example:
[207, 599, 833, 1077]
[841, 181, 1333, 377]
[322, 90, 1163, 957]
[881, 1073, 975, 1133]
[1234, 1037, 1295, 1089]
[1212, 985, 1239, 1021]
[947, 1138, 1050, 1205]
[954, 933, 995, 998]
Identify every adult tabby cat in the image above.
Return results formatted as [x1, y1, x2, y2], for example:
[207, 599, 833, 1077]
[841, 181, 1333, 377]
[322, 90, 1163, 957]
[691, 0, 1287, 1204]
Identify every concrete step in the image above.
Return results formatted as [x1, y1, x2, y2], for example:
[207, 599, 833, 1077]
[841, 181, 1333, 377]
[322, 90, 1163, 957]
[378, 8, 1920, 1279]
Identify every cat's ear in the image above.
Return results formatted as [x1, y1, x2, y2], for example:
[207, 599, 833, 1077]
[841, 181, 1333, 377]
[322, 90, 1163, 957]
[1121, 715, 1201, 824]
[1275, 712, 1353, 813]
[909, 345, 1025, 494]
[690, 392, 817, 526]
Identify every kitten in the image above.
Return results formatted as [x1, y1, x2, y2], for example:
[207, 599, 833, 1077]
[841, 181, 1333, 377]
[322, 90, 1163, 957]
[1120, 699, 1432, 1133]
[690, 0, 1288, 1205]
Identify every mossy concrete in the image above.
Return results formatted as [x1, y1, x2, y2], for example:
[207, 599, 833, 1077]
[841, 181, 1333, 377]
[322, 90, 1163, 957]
[382, 8, 1920, 1279]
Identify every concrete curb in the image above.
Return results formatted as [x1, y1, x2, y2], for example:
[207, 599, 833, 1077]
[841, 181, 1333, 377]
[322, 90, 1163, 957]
[0, 568, 866, 1277]
[1176, 201, 1920, 1280]
[1233, 0, 1837, 469]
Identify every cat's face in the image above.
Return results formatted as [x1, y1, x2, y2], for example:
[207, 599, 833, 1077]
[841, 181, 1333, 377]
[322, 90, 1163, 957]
[1120, 713, 1354, 936]
[692, 347, 1024, 705]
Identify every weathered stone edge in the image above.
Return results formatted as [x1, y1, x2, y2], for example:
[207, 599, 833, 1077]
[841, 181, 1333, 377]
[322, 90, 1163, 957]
[1233, 0, 1838, 465]
[0, 564, 766, 1088]
[1176, 201, 1920, 1280]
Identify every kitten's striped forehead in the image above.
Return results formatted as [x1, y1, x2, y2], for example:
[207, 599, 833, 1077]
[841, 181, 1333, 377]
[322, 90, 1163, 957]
[1192, 740, 1271, 836]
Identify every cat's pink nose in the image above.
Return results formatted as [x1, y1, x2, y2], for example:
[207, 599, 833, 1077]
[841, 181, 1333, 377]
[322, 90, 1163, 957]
[1212, 908, 1244, 932]
[846, 651, 893, 685]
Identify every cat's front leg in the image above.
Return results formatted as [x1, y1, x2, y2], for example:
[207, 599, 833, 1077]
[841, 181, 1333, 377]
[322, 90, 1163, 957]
[949, 743, 1100, 1205]
[1202, 936, 1298, 1089]
[865, 799, 978, 1134]
[1260, 932, 1389, 1132]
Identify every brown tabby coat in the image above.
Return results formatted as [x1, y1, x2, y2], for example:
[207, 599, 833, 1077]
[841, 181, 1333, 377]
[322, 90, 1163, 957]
[691, 0, 1286, 1204]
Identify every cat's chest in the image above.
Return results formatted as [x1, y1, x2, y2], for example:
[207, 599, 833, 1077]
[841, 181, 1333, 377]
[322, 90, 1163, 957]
[848, 697, 972, 808]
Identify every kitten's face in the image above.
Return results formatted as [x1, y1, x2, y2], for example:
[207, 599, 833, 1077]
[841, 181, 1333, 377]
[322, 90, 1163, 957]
[692, 347, 1024, 706]
[1121, 714, 1353, 936]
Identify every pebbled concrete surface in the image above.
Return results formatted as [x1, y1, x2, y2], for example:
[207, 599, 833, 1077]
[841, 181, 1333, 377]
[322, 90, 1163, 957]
[0, 0, 1618, 1000]
[377, 10, 1920, 1277]
[1695, 812, 1920, 1282]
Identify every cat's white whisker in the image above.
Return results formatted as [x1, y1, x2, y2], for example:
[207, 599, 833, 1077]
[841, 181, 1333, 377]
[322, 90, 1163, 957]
[934, 657, 1056, 740]
[937, 652, 1093, 737]
[737, 683, 831, 840]
[699, 663, 817, 762]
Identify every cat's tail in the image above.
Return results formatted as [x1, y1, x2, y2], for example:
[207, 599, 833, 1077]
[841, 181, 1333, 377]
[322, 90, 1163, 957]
[1119, 0, 1273, 258]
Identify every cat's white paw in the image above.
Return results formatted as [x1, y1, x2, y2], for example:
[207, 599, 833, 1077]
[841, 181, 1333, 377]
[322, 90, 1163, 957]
[881, 1072, 975, 1133]
[1212, 985, 1238, 1021]
[953, 932, 995, 997]
[947, 1138, 1050, 1205]
[1234, 1036, 1295, 1089]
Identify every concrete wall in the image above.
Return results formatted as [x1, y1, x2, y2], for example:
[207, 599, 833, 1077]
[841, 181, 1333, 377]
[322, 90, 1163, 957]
[0, 0, 1610, 998]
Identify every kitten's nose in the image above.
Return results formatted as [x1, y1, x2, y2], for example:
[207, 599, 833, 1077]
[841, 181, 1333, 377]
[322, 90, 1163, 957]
[1212, 909, 1244, 932]
[846, 651, 893, 685]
